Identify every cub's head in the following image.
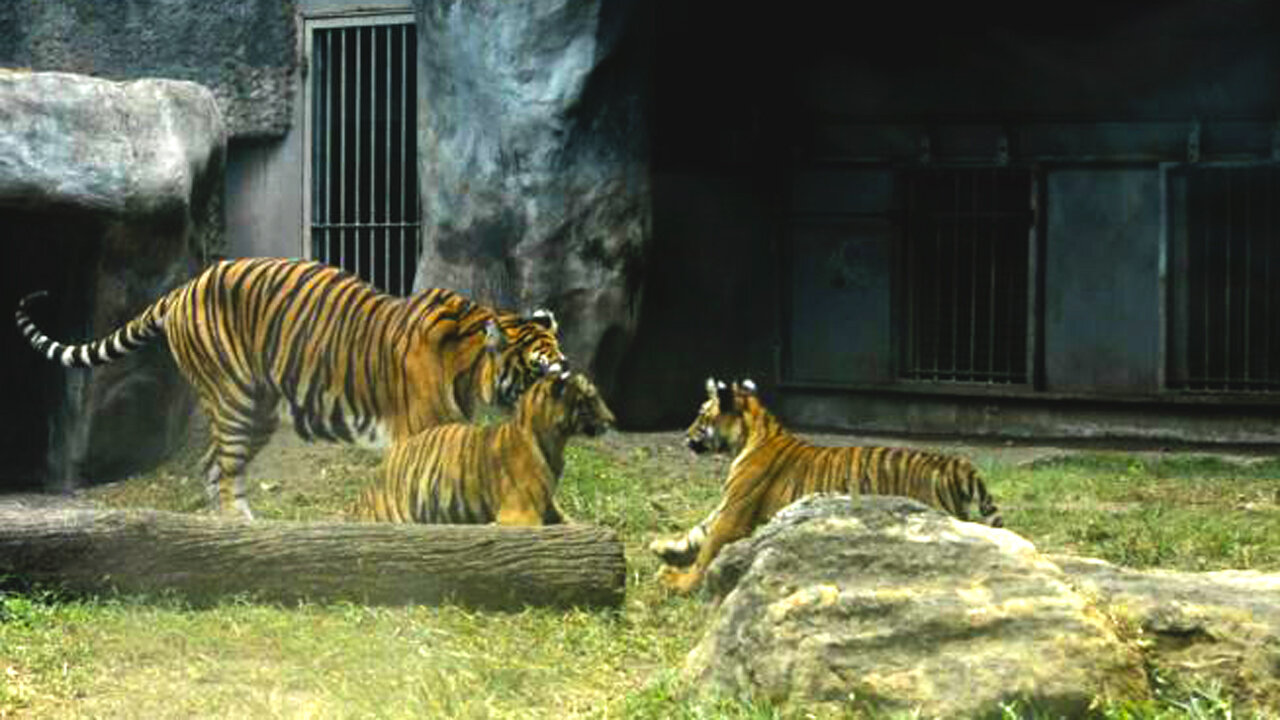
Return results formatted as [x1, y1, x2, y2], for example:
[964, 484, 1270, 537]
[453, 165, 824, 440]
[685, 377, 756, 455]
[524, 370, 616, 438]
[485, 308, 567, 406]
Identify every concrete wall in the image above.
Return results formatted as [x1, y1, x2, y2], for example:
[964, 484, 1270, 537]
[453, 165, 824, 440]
[632, 0, 1280, 443]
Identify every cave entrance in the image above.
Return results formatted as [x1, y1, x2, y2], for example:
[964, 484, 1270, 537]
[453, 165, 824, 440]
[2, 209, 101, 492]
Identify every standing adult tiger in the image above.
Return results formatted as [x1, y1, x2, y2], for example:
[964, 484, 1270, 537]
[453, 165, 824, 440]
[650, 378, 1003, 594]
[350, 370, 614, 526]
[13, 257, 566, 518]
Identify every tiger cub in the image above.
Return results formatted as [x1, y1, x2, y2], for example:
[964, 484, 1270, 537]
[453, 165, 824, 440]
[14, 257, 565, 518]
[650, 378, 1002, 593]
[350, 371, 615, 526]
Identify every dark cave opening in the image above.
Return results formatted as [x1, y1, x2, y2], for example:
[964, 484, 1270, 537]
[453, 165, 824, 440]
[2, 208, 101, 492]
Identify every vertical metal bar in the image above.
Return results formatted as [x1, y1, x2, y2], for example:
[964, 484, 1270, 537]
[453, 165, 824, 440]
[1201, 170, 1210, 386]
[385, 26, 392, 294]
[969, 170, 978, 379]
[368, 26, 377, 289]
[1268, 167, 1275, 385]
[1223, 170, 1232, 387]
[951, 172, 959, 379]
[1243, 167, 1251, 383]
[400, 23, 409, 295]
[339, 29, 347, 271]
[933, 181, 943, 379]
[325, 30, 335, 266]
[1009, 170, 1018, 381]
[988, 168, 998, 380]
[355, 27, 363, 282]
[905, 177, 915, 378]
[311, 29, 322, 261]
[1024, 170, 1037, 385]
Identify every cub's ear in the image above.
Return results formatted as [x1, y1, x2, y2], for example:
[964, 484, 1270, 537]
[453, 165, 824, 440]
[484, 319, 507, 352]
[705, 377, 719, 398]
[528, 308, 558, 333]
[738, 379, 758, 395]
[715, 381, 735, 410]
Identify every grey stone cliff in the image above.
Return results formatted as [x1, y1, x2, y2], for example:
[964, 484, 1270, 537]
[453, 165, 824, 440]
[412, 0, 650, 395]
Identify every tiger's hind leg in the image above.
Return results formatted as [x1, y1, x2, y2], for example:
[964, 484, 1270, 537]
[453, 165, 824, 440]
[202, 390, 282, 519]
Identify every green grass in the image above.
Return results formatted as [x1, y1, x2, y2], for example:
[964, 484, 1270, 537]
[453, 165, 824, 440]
[3, 436, 1279, 718]
[996, 453, 1280, 571]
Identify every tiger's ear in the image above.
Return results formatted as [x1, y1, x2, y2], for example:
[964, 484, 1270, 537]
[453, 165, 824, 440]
[484, 319, 507, 352]
[705, 377, 718, 398]
[738, 379, 758, 395]
[528, 308, 558, 334]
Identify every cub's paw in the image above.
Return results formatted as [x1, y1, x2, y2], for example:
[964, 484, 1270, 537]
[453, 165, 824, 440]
[655, 565, 703, 595]
[648, 536, 698, 568]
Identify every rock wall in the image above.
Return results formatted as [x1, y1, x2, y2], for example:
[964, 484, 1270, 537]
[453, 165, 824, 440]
[411, 0, 650, 396]
[0, 71, 225, 490]
[1053, 554, 1280, 713]
[0, 0, 296, 138]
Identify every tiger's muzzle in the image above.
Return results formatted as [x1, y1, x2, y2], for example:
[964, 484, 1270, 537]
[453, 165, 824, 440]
[686, 429, 714, 454]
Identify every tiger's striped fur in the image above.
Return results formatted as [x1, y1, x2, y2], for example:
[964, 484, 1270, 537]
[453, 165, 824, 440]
[350, 371, 614, 526]
[650, 377, 1003, 593]
[14, 257, 565, 518]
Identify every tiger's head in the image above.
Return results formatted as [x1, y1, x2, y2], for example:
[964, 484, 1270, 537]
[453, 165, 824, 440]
[522, 370, 616, 438]
[485, 308, 567, 406]
[685, 377, 757, 455]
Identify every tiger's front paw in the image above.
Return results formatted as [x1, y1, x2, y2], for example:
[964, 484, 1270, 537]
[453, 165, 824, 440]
[648, 537, 698, 568]
[656, 565, 703, 595]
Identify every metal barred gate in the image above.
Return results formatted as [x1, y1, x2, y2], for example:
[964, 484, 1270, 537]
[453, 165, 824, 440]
[1167, 164, 1280, 393]
[303, 15, 421, 296]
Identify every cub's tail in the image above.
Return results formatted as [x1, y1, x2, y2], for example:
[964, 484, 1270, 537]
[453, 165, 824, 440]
[15, 290, 169, 368]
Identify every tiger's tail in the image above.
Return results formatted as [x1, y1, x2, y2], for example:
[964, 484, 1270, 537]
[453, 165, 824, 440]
[15, 290, 169, 368]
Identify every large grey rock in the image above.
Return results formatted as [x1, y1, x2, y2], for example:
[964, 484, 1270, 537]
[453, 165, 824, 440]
[0, 71, 225, 217]
[687, 495, 1150, 717]
[1053, 554, 1280, 713]
[1, 70, 225, 491]
[412, 0, 650, 395]
[0, 0, 296, 139]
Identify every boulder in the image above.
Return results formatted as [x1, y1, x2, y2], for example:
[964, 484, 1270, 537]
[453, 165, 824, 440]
[1053, 554, 1280, 713]
[411, 0, 650, 396]
[686, 495, 1150, 717]
[0, 70, 225, 491]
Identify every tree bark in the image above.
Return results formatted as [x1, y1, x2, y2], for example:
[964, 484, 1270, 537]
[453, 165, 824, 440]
[0, 502, 626, 610]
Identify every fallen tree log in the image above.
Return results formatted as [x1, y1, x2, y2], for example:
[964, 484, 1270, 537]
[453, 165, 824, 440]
[0, 502, 626, 610]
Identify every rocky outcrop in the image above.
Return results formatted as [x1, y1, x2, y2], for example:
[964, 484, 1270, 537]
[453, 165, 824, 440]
[1053, 554, 1280, 713]
[0, 0, 296, 138]
[1, 70, 225, 491]
[685, 494, 1280, 716]
[686, 495, 1151, 717]
[411, 0, 650, 396]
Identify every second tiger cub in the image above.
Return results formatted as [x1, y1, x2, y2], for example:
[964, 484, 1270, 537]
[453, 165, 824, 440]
[351, 371, 615, 526]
